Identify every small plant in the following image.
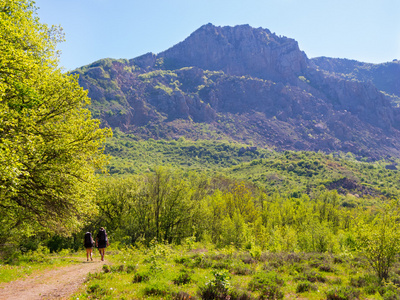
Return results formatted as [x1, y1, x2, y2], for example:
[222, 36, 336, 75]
[199, 270, 231, 300]
[173, 269, 193, 285]
[102, 264, 111, 273]
[326, 286, 360, 300]
[87, 283, 111, 297]
[126, 263, 137, 274]
[174, 256, 190, 265]
[110, 264, 125, 273]
[132, 271, 150, 283]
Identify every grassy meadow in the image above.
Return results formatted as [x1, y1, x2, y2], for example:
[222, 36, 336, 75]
[70, 242, 400, 300]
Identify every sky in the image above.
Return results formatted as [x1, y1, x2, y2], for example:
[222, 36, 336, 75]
[34, 0, 400, 71]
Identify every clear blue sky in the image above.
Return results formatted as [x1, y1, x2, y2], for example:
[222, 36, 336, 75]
[34, 0, 400, 71]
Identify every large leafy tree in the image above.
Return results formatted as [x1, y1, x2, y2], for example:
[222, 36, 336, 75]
[0, 0, 111, 244]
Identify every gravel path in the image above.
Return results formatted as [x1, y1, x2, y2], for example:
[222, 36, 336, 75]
[0, 258, 105, 300]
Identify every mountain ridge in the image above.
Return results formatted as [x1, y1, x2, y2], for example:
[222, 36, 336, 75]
[74, 24, 400, 159]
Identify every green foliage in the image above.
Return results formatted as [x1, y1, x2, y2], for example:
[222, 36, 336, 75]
[356, 200, 400, 281]
[87, 283, 111, 298]
[295, 281, 317, 293]
[133, 271, 150, 283]
[325, 286, 361, 300]
[173, 269, 194, 286]
[143, 280, 171, 297]
[248, 271, 284, 295]
[0, 0, 111, 247]
[199, 270, 231, 300]
[103, 133, 400, 201]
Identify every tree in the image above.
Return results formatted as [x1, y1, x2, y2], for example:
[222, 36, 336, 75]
[356, 200, 400, 281]
[0, 0, 111, 245]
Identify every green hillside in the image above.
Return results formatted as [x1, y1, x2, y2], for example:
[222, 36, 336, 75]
[105, 132, 400, 200]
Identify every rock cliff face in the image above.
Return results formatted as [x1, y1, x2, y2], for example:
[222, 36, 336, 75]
[75, 24, 400, 159]
[158, 24, 308, 83]
[311, 57, 400, 103]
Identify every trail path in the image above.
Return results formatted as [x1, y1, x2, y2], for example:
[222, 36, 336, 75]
[0, 258, 106, 300]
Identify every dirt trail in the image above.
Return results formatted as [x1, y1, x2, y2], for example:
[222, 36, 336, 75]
[0, 258, 105, 300]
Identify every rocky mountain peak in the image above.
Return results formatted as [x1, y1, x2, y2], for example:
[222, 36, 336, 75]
[158, 23, 308, 83]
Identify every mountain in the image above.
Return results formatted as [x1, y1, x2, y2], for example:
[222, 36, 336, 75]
[310, 57, 400, 104]
[74, 24, 400, 160]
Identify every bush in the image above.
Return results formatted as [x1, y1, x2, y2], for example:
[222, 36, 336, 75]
[102, 264, 111, 273]
[319, 263, 335, 272]
[326, 286, 361, 300]
[349, 274, 380, 295]
[174, 291, 198, 300]
[296, 281, 317, 293]
[126, 264, 137, 274]
[304, 270, 327, 283]
[173, 269, 193, 285]
[230, 263, 254, 275]
[143, 281, 170, 297]
[229, 288, 255, 300]
[249, 271, 284, 290]
[249, 271, 284, 300]
[199, 271, 230, 300]
[257, 285, 284, 300]
[87, 283, 111, 297]
[132, 271, 150, 283]
[379, 280, 400, 300]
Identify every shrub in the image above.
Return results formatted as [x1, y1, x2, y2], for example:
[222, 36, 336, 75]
[174, 291, 198, 300]
[213, 260, 231, 269]
[199, 271, 230, 300]
[249, 271, 284, 300]
[110, 264, 125, 273]
[319, 264, 335, 272]
[303, 270, 327, 283]
[132, 271, 150, 283]
[349, 274, 380, 295]
[174, 256, 190, 265]
[326, 286, 361, 300]
[382, 290, 399, 300]
[229, 288, 255, 300]
[143, 281, 170, 297]
[173, 269, 193, 285]
[230, 263, 254, 275]
[249, 271, 284, 290]
[102, 264, 111, 273]
[258, 285, 284, 300]
[296, 281, 317, 293]
[87, 283, 111, 297]
[379, 280, 400, 300]
[126, 264, 137, 274]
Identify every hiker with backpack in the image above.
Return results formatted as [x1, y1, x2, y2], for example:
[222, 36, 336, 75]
[84, 232, 95, 261]
[96, 227, 109, 261]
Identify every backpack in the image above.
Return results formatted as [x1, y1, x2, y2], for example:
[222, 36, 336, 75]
[98, 229, 107, 243]
[84, 232, 93, 247]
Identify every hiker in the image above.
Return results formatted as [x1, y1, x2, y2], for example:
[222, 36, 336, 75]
[96, 227, 109, 261]
[84, 232, 94, 261]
